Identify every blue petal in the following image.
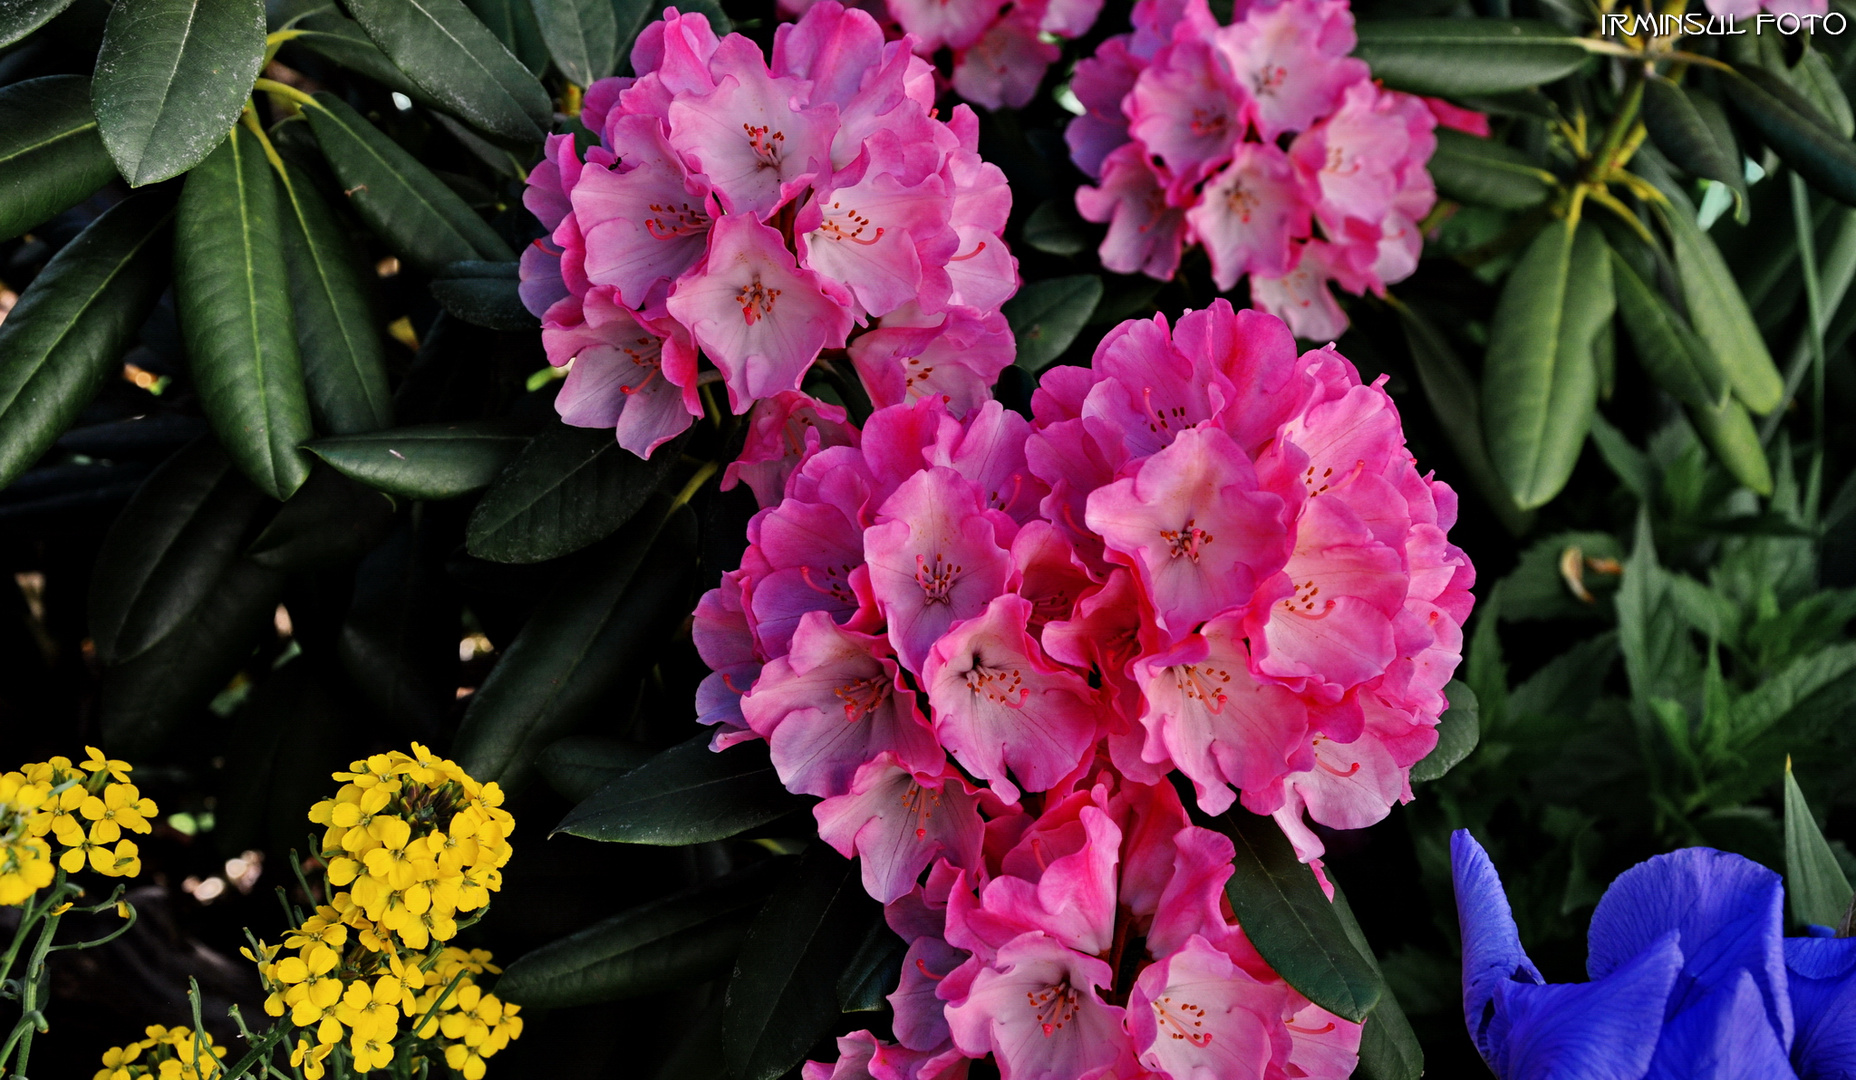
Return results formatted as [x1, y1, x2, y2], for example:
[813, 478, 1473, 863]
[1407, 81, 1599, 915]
[1496, 931, 1682, 1080]
[1587, 847, 1791, 1050]
[1645, 969, 1799, 1080]
[1452, 829, 1545, 1070]
[1788, 937, 1856, 1080]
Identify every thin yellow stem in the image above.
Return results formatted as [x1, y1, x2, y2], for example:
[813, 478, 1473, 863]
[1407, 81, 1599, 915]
[253, 77, 319, 110]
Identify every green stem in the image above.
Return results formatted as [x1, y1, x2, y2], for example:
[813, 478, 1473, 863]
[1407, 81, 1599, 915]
[47, 900, 136, 952]
[2, 897, 69, 1078]
[670, 461, 721, 511]
[254, 77, 321, 111]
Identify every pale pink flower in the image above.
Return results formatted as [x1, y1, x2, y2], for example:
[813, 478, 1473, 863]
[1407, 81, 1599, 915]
[815, 754, 986, 902]
[864, 467, 1017, 674]
[1126, 934, 1289, 1080]
[943, 933, 1133, 1080]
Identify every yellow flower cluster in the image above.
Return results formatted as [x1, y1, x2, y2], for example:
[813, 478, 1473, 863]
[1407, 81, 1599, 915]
[0, 747, 152, 904]
[249, 745, 521, 1078]
[92, 1025, 225, 1080]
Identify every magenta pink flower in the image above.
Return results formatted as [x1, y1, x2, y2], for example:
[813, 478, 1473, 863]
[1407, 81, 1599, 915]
[1126, 934, 1289, 1080]
[865, 467, 1016, 675]
[944, 932, 1133, 1080]
[815, 754, 986, 902]
[722, 390, 861, 508]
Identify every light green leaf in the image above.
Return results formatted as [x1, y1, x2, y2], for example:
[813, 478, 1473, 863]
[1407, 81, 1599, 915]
[1784, 759, 1855, 928]
[1687, 394, 1773, 496]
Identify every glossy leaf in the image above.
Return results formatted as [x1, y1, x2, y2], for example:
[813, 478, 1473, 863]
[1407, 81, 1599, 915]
[1410, 681, 1479, 783]
[1688, 394, 1774, 496]
[90, 0, 266, 186]
[555, 735, 797, 846]
[837, 922, 906, 1013]
[303, 92, 515, 271]
[531, 0, 616, 86]
[1352, 19, 1589, 97]
[89, 441, 268, 665]
[465, 423, 683, 563]
[723, 845, 881, 1080]
[1726, 65, 1856, 207]
[464, 0, 550, 74]
[344, 0, 551, 144]
[305, 420, 531, 499]
[1006, 274, 1102, 374]
[1022, 198, 1092, 256]
[536, 736, 654, 802]
[1793, 47, 1854, 140]
[430, 261, 538, 331]
[1659, 197, 1785, 414]
[1610, 249, 1729, 409]
[0, 192, 171, 491]
[1482, 218, 1612, 509]
[246, 465, 396, 573]
[285, 9, 432, 103]
[277, 158, 393, 435]
[0, 75, 118, 240]
[455, 505, 698, 791]
[1427, 127, 1552, 210]
[0, 0, 80, 47]
[1641, 76, 1746, 218]
[1783, 759, 1855, 928]
[498, 862, 782, 1008]
[1206, 799, 1382, 1022]
[174, 125, 314, 501]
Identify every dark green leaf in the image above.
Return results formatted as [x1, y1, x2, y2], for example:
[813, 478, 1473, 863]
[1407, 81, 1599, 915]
[1793, 47, 1854, 139]
[1729, 643, 1856, 746]
[531, 0, 616, 86]
[1726, 65, 1856, 207]
[1687, 394, 1773, 495]
[1482, 218, 1612, 509]
[304, 420, 531, 499]
[498, 862, 783, 1008]
[464, 0, 550, 74]
[1657, 194, 1785, 415]
[1022, 198, 1092, 256]
[1331, 887, 1422, 1080]
[277, 159, 392, 435]
[455, 504, 698, 791]
[837, 921, 905, 1013]
[344, 0, 551, 144]
[303, 92, 515, 271]
[1204, 800, 1381, 1022]
[1006, 274, 1103, 374]
[1589, 413, 1656, 499]
[285, 9, 434, 103]
[1641, 76, 1746, 218]
[1352, 19, 1590, 97]
[89, 441, 269, 665]
[0, 75, 118, 241]
[0, 192, 171, 491]
[174, 125, 314, 500]
[1410, 681, 1479, 783]
[556, 734, 797, 846]
[91, 0, 266, 186]
[465, 423, 683, 563]
[1610, 248, 1728, 409]
[339, 521, 459, 737]
[99, 557, 283, 757]
[0, 0, 80, 47]
[215, 656, 359, 855]
[536, 736, 654, 802]
[1427, 127, 1553, 210]
[723, 844, 880, 1080]
[1784, 759, 1855, 928]
[430, 263, 538, 331]
[246, 464, 396, 572]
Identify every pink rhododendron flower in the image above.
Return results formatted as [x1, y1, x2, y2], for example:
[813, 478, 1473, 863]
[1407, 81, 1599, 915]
[1070, 0, 1472, 338]
[522, 3, 1020, 458]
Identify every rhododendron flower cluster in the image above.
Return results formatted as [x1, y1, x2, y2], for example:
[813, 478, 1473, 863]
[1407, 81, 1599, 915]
[779, 0, 1106, 111]
[695, 300, 1472, 1079]
[1066, 0, 1452, 340]
[520, 3, 1020, 458]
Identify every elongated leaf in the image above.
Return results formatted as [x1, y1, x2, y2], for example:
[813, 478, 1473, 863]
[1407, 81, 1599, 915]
[1427, 127, 1552, 210]
[464, 0, 550, 74]
[498, 862, 782, 1008]
[556, 735, 797, 845]
[1006, 274, 1102, 373]
[339, 521, 459, 737]
[536, 736, 654, 802]
[1727, 65, 1856, 207]
[91, 0, 266, 186]
[1784, 760, 1855, 928]
[531, 0, 616, 85]
[1610, 249, 1728, 409]
[455, 505, 698, 791]
[1688, 394, 1773, 495]
[1022, 199, 1092, 256]
[723, 845, 881, 1080]
[1410, 681, 1479, 783]
[0, 192, 171, 491]
[303, 92, 514, 271]
[1482, 218, 1612, 509]
[837, 922, 906, 1013]
[465, 423, 683, 563]
[345, 0, 551, 143]
[1205, 800, 1381, 1022]
[1793, 47, 1854, 140]
[1352, 19, 1589, 96]
[90, 441, 269, 665]
[1641, 76, 1746, 216]
[305, 420, 530, 499]
[175, 125, 314, 500]
[1658, 196, 1785, 414]
[287, 9, 433, 103]
[275, 160, 392, 436]
[1332, 887, 1422, 1080]
[0, 0, 80, 47]
[1729, 643, 1856, 745]
[0, 76, 118, 240]
[430, 262, 537, 331]
[246, 465, 396, 572]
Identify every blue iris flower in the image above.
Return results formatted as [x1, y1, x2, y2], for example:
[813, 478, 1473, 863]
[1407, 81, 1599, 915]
[1451, 829, 1856, 1079]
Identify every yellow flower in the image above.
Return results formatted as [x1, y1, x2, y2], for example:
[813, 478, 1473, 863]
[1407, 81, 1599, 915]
[81, 747, 132, 784]
[80, 783, 156, 845]
[348, 1031, 395, 1073]
[91, 839, 142, 878]
[444, 1041, 489, 1080]
[289, 1037, 331, 1080]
